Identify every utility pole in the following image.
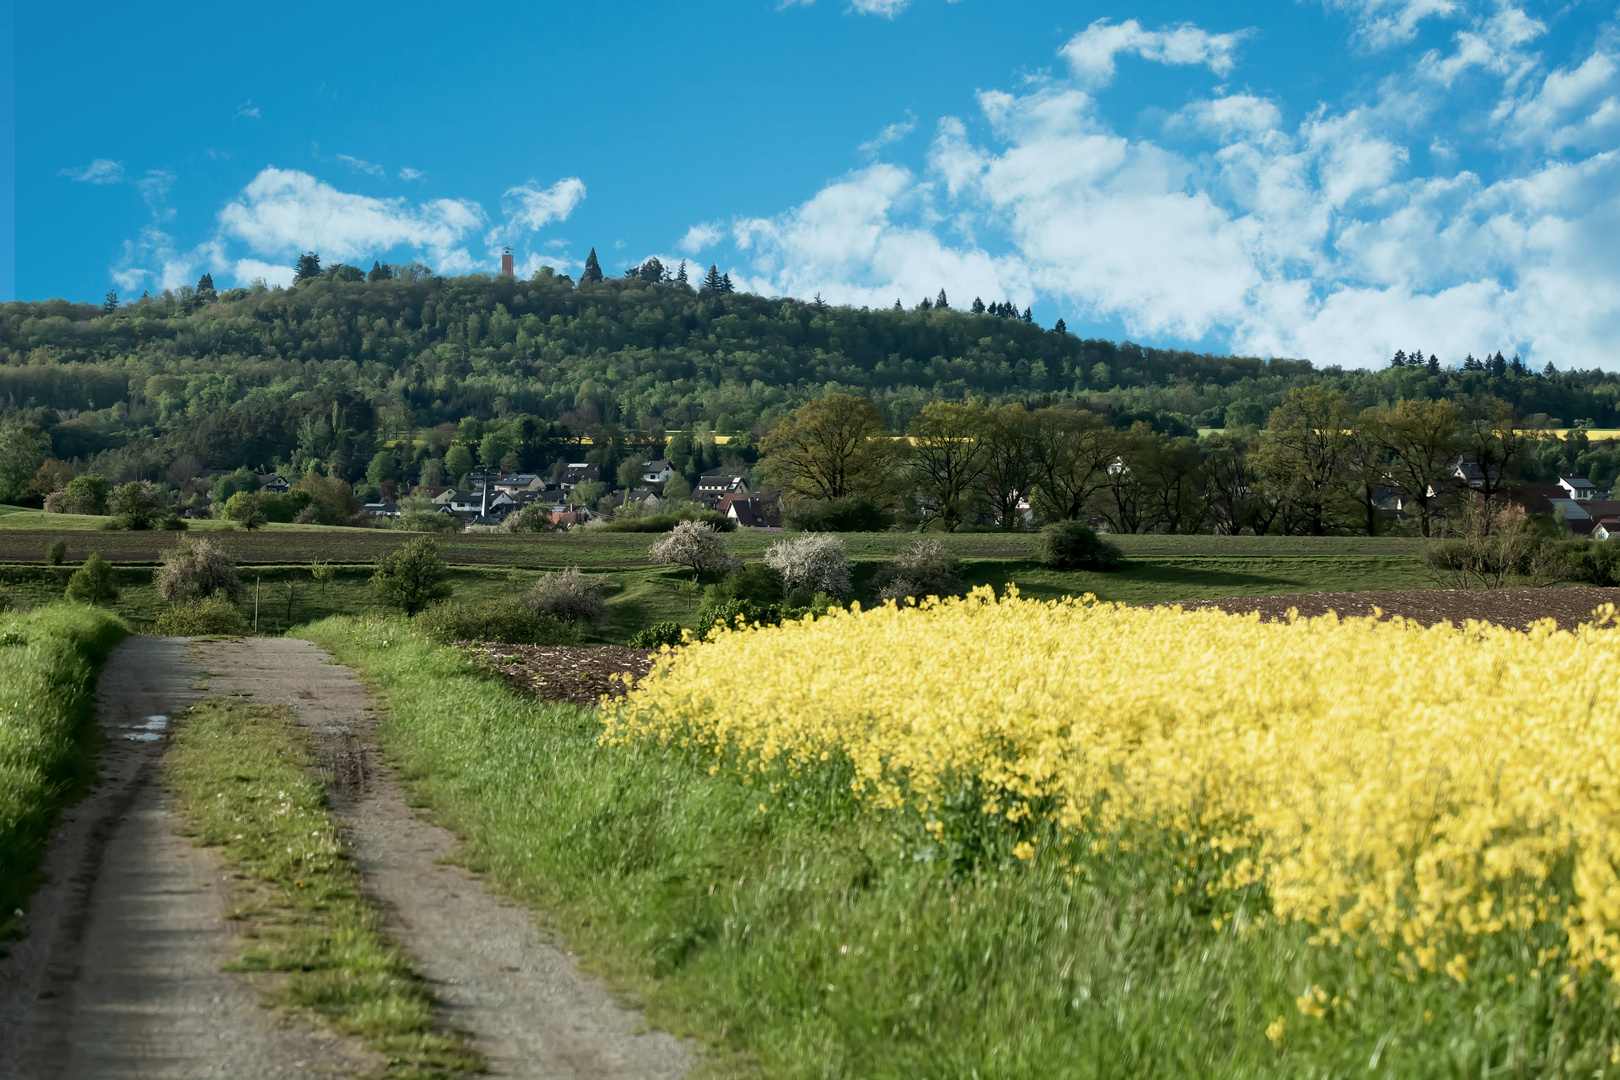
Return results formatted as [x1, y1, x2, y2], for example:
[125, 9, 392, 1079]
[254, 575, 260, 632]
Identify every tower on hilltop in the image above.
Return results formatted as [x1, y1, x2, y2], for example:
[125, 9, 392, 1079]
[500, 246, 514, 280]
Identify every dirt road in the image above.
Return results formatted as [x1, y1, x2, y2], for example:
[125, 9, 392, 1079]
[0, 637, 690, 1080]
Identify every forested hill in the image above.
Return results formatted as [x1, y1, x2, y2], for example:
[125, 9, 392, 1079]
[3, 270, 1618, 477]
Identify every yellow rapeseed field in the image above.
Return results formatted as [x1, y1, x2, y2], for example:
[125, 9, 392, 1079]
[604, 587, 1620, 984]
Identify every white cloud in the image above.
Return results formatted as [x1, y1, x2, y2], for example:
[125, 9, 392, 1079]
[1060, 18, 1253, 86]
[1324, 0, 1459, 50]
[489, 177, 586, 245]
[860, 113, 917, 154]
[60, 159, 124, 184]
[231, 258, 294, 289]
[399, 167, 424, 181]
[218, 167, 484, 272]
[1499, 49, 1620, 150]
[680, 222, 723, 252]
[235, 99, 260, 120]
[336, 154, 386, 178]
[849, 0, 909, 16]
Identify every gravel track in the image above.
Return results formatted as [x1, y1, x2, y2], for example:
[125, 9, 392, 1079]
[0, 637, 690, 1079]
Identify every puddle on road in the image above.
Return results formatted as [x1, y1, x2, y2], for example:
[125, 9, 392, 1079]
[122, 714, 169, 742]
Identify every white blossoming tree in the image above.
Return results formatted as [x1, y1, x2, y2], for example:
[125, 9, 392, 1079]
[765, 533, 852, 597]
[648, 519, 738, 582]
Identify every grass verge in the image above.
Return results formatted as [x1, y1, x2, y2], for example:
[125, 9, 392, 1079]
[0, 602, 127, 940]
[165, 699, 483, 1079]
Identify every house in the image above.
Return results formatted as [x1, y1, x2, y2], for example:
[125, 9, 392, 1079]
[1452, 460, 1500, 490]
[1559, 476, 1607, 501]
[717, 494, 781, 529]
[559, 463, 600, 489]
[444, 489, 516, 516]
[257, 474, 291, 495]
[430, 487, 458, 506]
[364, 502, 400, 519]
[640, 460, 675, 485]
[492, 473, 544, 495]
[1594, 518, 1620, 541]
[550, 507, 595, 529]
[694, 470, 750, 507]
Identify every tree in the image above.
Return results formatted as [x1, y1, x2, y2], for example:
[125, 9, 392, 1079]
[366, 449, 400, 487]
[760, 394, 900, 504]
[326, 263, 365, 282]
[297, 474, 360, 526]
[293, 251, 322, 283]
[1369, 398, 1463, 537]
[675, 259, 688, 285]
[65, 554, 119, 605]
[638, 257, 665, 283]
[367, 260, 394, 282]
[1252, 387, 1355, 536]
[102, 290, 118, 314]
[502, 503, 557, 533]
[873, 537, 965, 602]
[46, 474, 110, 515]
[108, 480, 164, 528]
[1458, 396, 1534, 504]
[523, 566, 606, 624]
[765, 533, 852, 597]
[196, 273, 215, 295]
[648, 520, 738, 582]
[701, 264, 725, 294]
[1089, 422, 1152, 534]
[580, 248, 604, 284]
[444, 443, 475, 482]
[979, 404, 1037, 529]
[720, 273, 735, 294]
[30, 458, 74, 501]
[395, 493, 458, 533]
[1133, 433, 1207, 534]
[222, 491, 268, 530]
[1054, 318, 1067, 337]
[371, 536, 452, 616]
[905, 401, 988, 532]
[935, 289, 949, 309]
[0, 422, 51, 504]
[1028, 407, 1115, 522]
[156, 535, 243, 606]
[971, 297, 986, 314]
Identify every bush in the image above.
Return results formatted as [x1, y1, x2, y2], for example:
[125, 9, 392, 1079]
[156, 535, 243, 606]
[107, 480, 164, 528]
[502, 503, 557, 534]
[417, 598, 577, 646]
[46, 539, 67, 566]
[523, 566, 607, 625]
[372, 536, 452, 616]
[1037, 520, 1125, 571]
[44, 474, 109, 516]
[627, 621, 685, 649]
[65, 554, 119, 605]
[765, 533, 852, 597]
[222, 491, 268, 529]
[156, 514, 189, 531]
[785, 496, 892, 533]
[153, 591, 249, 636]
[874, 537, 966, 602]
[598, 509, 736, 533]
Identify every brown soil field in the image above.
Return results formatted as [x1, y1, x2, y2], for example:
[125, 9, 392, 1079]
[1189, 587, 1620, 630]
[457, 644, 658, 706]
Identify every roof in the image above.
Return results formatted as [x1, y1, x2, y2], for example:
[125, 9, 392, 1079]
[642, 460, 672, 471]
[720, 495, 781, 529]
[1561, 476, 1598, 488]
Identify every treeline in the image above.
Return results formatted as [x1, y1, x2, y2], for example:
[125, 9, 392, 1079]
[758, 391, 1589, 537]
[2, 263, 1619, 491]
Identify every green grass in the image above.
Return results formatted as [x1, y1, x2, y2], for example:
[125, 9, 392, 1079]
[165, 699, 482, 1078]
[0, 602, 128, 940]
[304, 616, 1620, 1079]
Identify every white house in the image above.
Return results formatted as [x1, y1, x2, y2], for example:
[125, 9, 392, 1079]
[640, 460, 675, 484]
[1558, 476, 1603, 501]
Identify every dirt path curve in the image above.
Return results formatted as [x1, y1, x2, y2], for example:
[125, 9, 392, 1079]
[2, 637, 691, 1080]
[0, 637, 367, 1079]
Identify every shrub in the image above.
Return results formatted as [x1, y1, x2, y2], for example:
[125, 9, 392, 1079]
[598, 509, 736, 533]
[785, 495, 892, 533]
[1037, 520, 1125, 571]
[156, 535, 243, 606]
[874, 537, 966, 602]
[153, 591, 249, 636]
[627, 621, 685, 649]
[107, 480, 164, 528]
[46, 539, 67, 566]
[372, 536, 452, 616]
[156, 514, 189, 531]
[648, 520, 739, 581]
[222, 491, 268, 529]
[502, 503, 557, 533]
[523, 566, 607, 625]
[765, 533, 852, 597]
[65, 554, 119, 605]
[417, 598, 577, 646]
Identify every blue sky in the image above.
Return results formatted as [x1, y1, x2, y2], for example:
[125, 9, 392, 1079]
[17, 0, 1620, 368]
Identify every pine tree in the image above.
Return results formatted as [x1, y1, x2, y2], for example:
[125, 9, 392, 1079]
[293, 251, 322, 283]
[639, 257, 665, 283]
[894, 298, 902, 310]
[367, 260, 394, 282]
[1391, 349, 1407, 367]
[701, 264, 724, 293]
[1426, 354, 1440, 375]
[196, 272, 215, 295]
[1021, 306, 1033, 323]
[935, 289, 949, 309]
[1053, 318, 1067, 337]
[720, 273, 735, 294]
[581, 248, 604, 284]
[971, 297, 986, 314]
[676, 259, 688, 285]
[1510, 353, 1527, 376]
[919, 297, 932, 310]
[812, 292, 827, 310]
[101, 290, 118, 314]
